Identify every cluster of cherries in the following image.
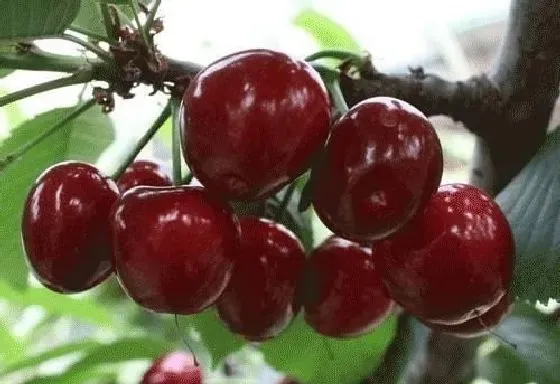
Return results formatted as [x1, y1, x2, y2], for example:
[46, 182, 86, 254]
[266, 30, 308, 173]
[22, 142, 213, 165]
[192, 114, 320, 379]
[21, 49, 515, 379]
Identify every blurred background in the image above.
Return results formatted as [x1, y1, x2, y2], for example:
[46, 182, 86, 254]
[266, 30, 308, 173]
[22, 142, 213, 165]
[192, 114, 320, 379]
[1, 0, 551, 383]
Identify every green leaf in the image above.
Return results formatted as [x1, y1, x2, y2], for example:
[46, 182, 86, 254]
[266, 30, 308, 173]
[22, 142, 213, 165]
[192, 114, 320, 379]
[0, 341, 98, 376]
[0, 69, 13, 79]
[293, 8, 361, 52]
[476, 339, 531, 384]
[490, 302, 560, 383]
[0, 280, 114, 326]
[71, 0, 108, 38]
[0, 320, 24, 363]
[0, 1, 81, 39]
[0, 105, 115, 289]
[496, 128, 560, 301]
[260, 315, 396, 384]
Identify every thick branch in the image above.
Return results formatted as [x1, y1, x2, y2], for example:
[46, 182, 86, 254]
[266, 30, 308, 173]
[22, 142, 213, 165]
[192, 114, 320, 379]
[340, 71, 502, 139]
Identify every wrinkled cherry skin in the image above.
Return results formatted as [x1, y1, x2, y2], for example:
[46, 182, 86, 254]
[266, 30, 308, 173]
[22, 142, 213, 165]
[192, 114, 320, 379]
[21, 161, 119, 293]
[111, 186, 240, 314]
[116, 160, 171, 192]
[303, 237, 394, 338]
[141, 351, 202, 384]
[217, 217, 305, 341]
[375, 183, 514, 325]
[182, 49, 331, 201]
[421, 294, 512, 338]
[312, 97, 443, 242]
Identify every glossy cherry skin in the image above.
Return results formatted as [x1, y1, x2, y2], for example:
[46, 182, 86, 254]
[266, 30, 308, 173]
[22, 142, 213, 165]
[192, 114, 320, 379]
[111, 185, 240, 314]
[141, 351, 202, 384]
[182, 49, 331, 201]
[116, 160, 171, 192]
[303, 236, 394, 338]
[421, 294, 512, 338]
[217, 216, 305, 341]
[312, 97, 443, 242]
[21, 161, 119, 293]
[375, 183, 515, 325]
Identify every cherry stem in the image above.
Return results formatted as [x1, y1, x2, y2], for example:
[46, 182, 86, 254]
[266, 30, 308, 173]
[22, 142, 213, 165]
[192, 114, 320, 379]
[174, 314, 199, 366]
[274, 181, 298, 222]
[477, 317, 518, 350]
[112, 100, 172, 179]
[171, 100, 183, 186]
[322, 337, 335, 360]
[144, 0, 162, 36]
[0, 69, 92, 108]
[58, 34, 114, 63]
[67, 26, 112, 44]
[325, 78, 349, 115]
[129, 0, 151, 49]
[99, 2, 118, 44]
[0, 99, 96, 172]
[305, 49, 365, 65]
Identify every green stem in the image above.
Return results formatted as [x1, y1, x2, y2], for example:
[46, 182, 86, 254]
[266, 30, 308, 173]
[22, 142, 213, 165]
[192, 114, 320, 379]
[0, 69, 92, 108]
[112, 100, 172, 179]
[326, 78, 349, 114]
[100, 1, 118, 43]
[129, 0, 150, 49]
[144, 0, 162, 35]
[171, 100, 183, 185]
[274, 182, 298, 222]
[305, 49, 364, 63]
[0, 100, 96, 171]
[59, 34, 113, 62]
[67, 26, 112, 44]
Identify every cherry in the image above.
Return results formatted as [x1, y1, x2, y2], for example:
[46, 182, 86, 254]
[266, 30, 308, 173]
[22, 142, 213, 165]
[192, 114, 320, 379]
[141, 351, 202, 384]
[303, 236, 394, 338]
[110, 185, 240, 314]
[21, 161, 119, 293]
[312, 96, 443, 242]
[421, 294, 512, 338]
[116, 160, 171, 192]
[374, 183, 514, 325]
[182, 49, 331, 201]
[217, 216, 305, 341]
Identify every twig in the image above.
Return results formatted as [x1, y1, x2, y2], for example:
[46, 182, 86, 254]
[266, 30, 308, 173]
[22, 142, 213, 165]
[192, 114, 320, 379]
[0, 100, 96, 171]
[0, 69, 92, 108]
[129, 0, 151, 48]
[99, 1, 118, 43]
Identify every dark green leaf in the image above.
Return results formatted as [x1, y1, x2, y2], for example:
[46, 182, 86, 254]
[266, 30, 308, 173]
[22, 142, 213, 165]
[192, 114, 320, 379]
[71, 0, 108, 38]
[0, 341, 99, 376]
[293, 8, 360, 52]
[496, 128, 560, 301]
[0, 280, 114, 326]
[260, 315, 396, 384]
[491, 302, 560, 383]
[0, 105, 115, 289]
[0, 1, 81, 39]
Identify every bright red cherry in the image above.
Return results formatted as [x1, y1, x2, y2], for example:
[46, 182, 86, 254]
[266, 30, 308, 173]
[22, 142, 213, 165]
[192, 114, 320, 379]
[111, 186, 240, 314]
[375, 183, 514, 325]
[116, 160, 171, 192]
[421, 294, 512, 338]
[217, 217, 305, 341]
[141, 351, 202, 384]
[21, 161, 118, 293]
[312, 97, 443, 242]
[182, 49, 331, 201]
[303, 237, 394, 338]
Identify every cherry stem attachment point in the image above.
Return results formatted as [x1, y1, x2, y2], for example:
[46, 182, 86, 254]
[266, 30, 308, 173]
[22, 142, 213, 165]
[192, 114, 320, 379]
[174, 314, 199, 366]
[112, 100, 172, 179]
[0, 99, 96, 172]
[171, 100, 183, 186]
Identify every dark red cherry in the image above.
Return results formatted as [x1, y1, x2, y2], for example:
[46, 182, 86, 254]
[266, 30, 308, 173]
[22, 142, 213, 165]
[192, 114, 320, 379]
[375, 183, 514, 325]
[217, 217, 305, 341]
[116, 160, 171, 192]
[111, 185, 239, 314]
[303, 237, 394, 338]
[421, 294, 512, 338]
[141, 351, 202, 384]
[21, 161, 118, 293]
[312, 97, 443, 242]
[182, 49, 331, 201]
